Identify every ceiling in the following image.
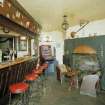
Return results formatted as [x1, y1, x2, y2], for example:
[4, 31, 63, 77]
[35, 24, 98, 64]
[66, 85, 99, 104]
[17, 0, 105, 32]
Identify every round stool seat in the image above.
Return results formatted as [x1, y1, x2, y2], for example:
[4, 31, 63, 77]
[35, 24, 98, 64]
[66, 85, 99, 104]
[32, 67, 43, 72]
[39, 66, 44, 70]
[33, 70, 43, 75]
[38, 67, 44, 71]
[9, 82, 29, 94]
[42, 63, 48, 69]
[25, 74, 38, 81]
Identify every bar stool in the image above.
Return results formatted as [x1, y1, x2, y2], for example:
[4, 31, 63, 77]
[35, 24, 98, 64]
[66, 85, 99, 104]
[33, 68, 44, 82]
[9, 82, 29, 105]
[32, 68, 44, 89]
[24, 73, 41, 105]
[33, 69, 43, 75]
[42, 63, 48, 69]
[24, 73, 39, 97]
[41, 64, 48, 89]
[30, 68, 45, 103]
[41, 63, 48, 76]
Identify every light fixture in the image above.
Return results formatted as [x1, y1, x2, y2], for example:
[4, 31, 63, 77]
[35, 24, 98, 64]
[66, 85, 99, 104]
[70, 20, 89, 38]
[61, 15, 69, 31]
[20, 36, 26, 40]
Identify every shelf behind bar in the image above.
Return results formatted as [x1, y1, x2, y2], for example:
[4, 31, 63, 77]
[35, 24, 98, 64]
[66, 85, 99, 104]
[0, 15, 36, 38]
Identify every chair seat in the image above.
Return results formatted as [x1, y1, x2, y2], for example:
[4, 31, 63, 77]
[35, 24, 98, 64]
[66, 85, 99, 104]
[9, 82, 29, 94]
[25, 74, 38, 81]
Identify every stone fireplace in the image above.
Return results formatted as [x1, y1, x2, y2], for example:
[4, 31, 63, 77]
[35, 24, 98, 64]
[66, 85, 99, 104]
[72, 45, 100, 71]
[72, 45, 101, 83]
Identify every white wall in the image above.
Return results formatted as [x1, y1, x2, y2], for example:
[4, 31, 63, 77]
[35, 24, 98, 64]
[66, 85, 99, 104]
[39, 31, 64, 64]
[66, 18, 105, 38]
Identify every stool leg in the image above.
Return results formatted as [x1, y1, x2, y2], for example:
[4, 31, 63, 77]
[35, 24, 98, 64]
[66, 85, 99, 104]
[26, 81, 34, 98]
[8, 92, 12, 105]
[28, 80, 38, 99]
[22, 91, 29, 105]
[9, 92, 29, 105]
[26, 90, 30, 105]
[31, 79, 42, 104]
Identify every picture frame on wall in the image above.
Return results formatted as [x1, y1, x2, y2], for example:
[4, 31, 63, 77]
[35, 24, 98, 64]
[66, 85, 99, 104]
[19, 38, 27, 51]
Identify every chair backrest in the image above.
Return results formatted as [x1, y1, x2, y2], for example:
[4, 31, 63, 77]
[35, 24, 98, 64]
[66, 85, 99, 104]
[83, 75, 99, 87]
[80, 74, 99, 97]
[58, 64, 68, 73]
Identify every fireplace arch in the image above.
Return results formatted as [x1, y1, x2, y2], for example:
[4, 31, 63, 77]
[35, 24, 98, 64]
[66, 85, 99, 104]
[73, 45, 96, 54]
[72, 44, 100, 72]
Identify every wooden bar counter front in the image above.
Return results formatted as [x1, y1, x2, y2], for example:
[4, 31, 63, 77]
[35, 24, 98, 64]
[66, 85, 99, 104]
[0, 56, 38, 105]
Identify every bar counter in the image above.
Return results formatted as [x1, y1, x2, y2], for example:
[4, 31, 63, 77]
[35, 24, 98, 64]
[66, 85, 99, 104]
[0, 56, 36, 69]
[0, 56, 38, 105]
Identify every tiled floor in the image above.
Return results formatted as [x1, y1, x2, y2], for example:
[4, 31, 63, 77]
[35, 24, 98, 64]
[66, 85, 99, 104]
[39, 74, 105, 105]
[11, 73, 105, 105]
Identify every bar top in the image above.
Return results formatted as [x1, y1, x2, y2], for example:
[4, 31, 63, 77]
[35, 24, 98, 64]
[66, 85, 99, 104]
[0, 56, 37, 70]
